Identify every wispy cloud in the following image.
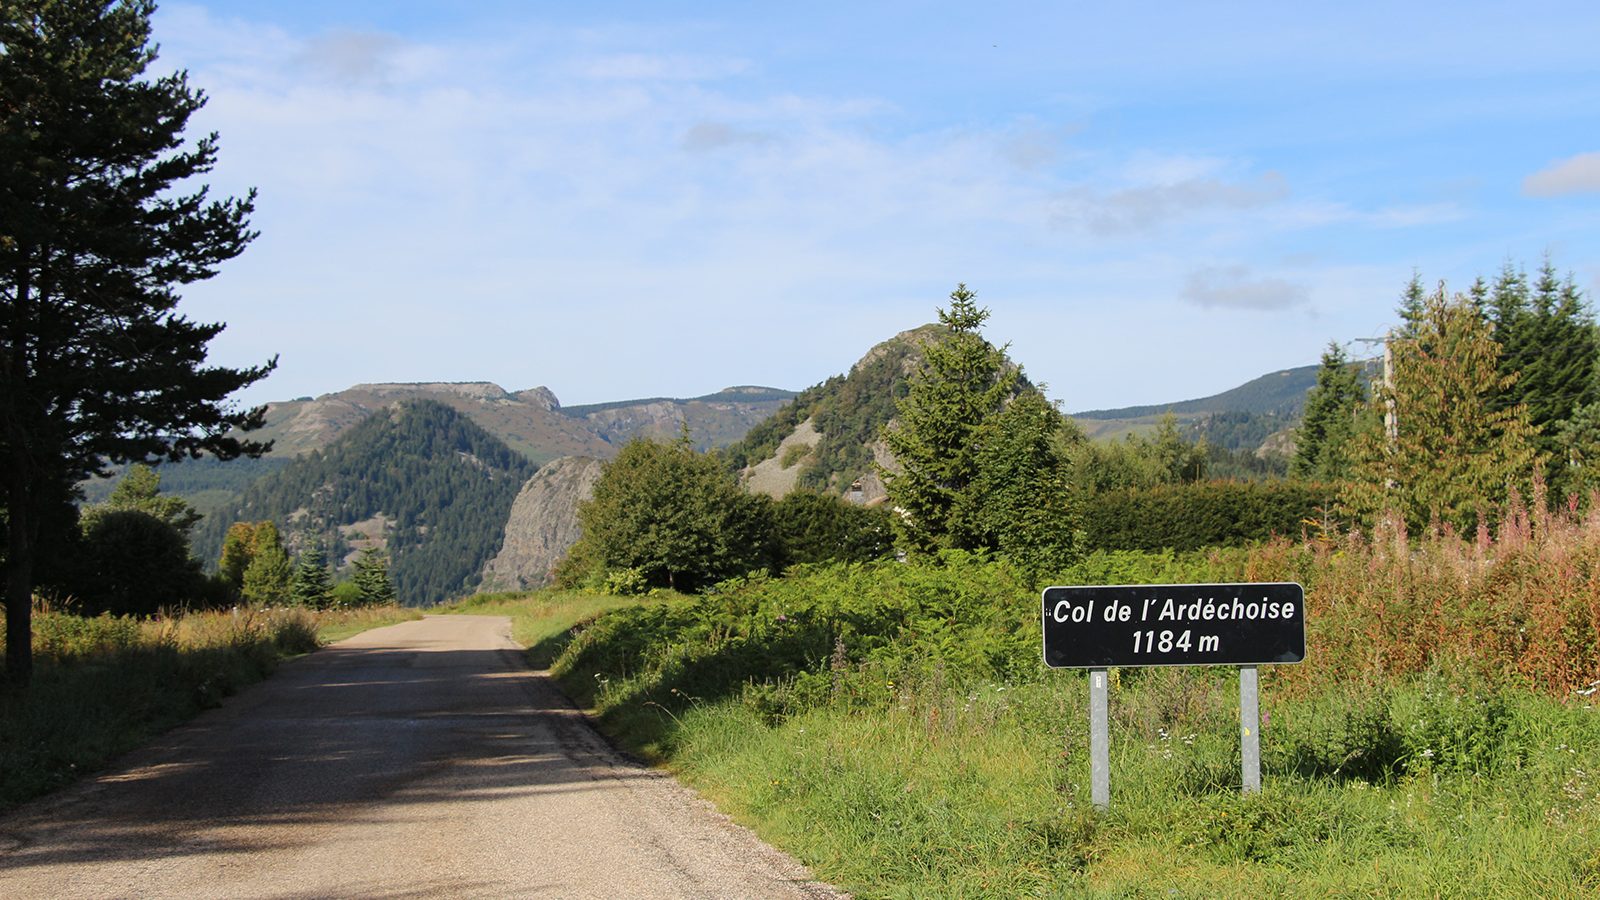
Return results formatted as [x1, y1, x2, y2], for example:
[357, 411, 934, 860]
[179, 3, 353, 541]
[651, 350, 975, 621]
[1052, 170, 1290, 235]
[295, 31, 408, 86]
[1183, 265, 1310, 312]
[681, 122, 778, 152]
[1523, 152, 1600, 197]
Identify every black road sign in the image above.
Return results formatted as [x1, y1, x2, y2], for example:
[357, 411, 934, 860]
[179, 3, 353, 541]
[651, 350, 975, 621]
[1042, 582, 1306, 668]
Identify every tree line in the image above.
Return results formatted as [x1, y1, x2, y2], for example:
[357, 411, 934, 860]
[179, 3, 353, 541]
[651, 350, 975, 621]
[566, 267, 1600, 595]
[1296, 261, 1598, 530]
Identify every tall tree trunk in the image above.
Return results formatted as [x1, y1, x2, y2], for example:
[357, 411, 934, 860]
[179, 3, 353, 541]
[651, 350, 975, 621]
[4, 466, 35, 687]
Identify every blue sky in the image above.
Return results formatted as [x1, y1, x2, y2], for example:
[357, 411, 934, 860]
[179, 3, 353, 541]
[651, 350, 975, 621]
[156, 2, 1600, 413]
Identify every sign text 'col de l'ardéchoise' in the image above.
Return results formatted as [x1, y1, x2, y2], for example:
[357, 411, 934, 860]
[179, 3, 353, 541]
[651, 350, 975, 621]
[1041, 582, 1306, 669]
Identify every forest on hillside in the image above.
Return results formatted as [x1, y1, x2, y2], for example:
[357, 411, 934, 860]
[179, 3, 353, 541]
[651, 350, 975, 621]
[193, 400, 535, 605]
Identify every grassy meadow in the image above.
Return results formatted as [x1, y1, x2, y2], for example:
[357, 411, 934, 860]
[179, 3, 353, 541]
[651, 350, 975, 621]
[465, 505, 1600, 897]
[0, 603, 419, 810]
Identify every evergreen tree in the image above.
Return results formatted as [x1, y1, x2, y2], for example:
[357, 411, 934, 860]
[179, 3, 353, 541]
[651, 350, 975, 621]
[1, 1, 273, 684]
[1478, 259, 1599, 498]
[1342, 285, 1539, 529]
[95, 464, 202, 536]
[1557, 402, 1600, 498]
[1150, 413, 1208, 484]
[1396, 272, 1428, 338]
[882, 284, 1019, 553]
[240, 522, 291, 606]
[1291, 342, 1368, 482]
[351, 548, 398, 607]
[289, 544, 334, 610]
[954, 389, 1080, 577]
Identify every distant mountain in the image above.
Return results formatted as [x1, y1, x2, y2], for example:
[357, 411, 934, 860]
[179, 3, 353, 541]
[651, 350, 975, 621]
[561, 386, 799, 450]
[245, 381, 794, 466]
[192, 400, 536, 605]
[1069, 359, 1379, 451]
[248, 382, 605, 464]
[1074, 364, 1323, 421]
[120, 381, 794, 519]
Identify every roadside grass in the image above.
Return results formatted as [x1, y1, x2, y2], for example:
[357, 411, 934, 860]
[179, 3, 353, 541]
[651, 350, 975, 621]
[567, 662, 1600, 897]
[530, 537, 1600, 898]
[1, 602, 417, 811]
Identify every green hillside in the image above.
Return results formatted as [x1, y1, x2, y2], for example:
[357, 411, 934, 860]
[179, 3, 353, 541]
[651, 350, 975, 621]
[722, 325, 943, 493]
[1074, 363, 1324, 420]
[192, 400, 535, 605]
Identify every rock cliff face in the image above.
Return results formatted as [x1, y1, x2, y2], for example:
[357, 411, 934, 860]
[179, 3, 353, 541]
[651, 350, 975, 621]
[479, 456, 605, 591]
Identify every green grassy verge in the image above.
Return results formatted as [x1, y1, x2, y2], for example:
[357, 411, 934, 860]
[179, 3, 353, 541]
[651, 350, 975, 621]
[1, 603, 419, 812]
[522, 549, 1600, 898]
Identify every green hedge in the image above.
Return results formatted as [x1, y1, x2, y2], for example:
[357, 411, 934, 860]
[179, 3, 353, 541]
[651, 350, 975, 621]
[1083, 480, 1335, 553]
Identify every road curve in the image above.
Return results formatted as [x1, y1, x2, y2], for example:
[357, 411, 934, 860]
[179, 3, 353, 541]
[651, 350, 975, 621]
[0, 615, 846, 899]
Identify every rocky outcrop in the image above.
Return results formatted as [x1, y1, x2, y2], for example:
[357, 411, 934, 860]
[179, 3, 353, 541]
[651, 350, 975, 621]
[479, 456, 604, 591]
[745, 418, 821, 498]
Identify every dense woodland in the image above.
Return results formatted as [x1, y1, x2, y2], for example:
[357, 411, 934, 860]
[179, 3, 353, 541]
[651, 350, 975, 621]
[193, 400, 534, 605]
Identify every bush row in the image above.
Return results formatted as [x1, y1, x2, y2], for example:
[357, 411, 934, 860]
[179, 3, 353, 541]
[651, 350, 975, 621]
[1082, 480, 1334, 553]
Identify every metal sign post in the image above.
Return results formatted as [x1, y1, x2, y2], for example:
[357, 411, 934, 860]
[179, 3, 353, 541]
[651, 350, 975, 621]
[1240, 665, 1260, 793]
[1089, 668, 1109, 810]
[1043, 583, 1305, 809]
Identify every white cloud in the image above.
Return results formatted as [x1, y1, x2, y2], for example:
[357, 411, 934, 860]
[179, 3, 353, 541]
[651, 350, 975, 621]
[1182, 265, 1310, 312]
[1052, 170, 1290, 235]
[1523, 152, 1600, 197]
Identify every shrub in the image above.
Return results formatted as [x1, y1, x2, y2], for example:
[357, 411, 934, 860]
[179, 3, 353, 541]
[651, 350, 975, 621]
[69, 509, 206, 616]
[1083, 480, 1329, 553]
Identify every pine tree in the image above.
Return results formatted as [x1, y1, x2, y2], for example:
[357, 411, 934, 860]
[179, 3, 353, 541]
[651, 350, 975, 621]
[289, 544, 334, 610]
[1480, 259, 1599, 499]
[352, 548, 398, 607]
[954, 389, 1080, 576]
[1342, 285, 1539, 529]
[1, 0, 273, 683]
[240, 522, 292, 606]
[1291, 342, 1368, 482]
[1396, 272, 1429, 338]
[96, 464, 202, 536]
[882, 284, 1020, 553]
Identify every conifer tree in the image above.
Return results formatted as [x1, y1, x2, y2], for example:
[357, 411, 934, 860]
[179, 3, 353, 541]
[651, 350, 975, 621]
[352, 548, 398, 607]
[1481, 259, 1599, 498]
[96, 464, 202, 536]
[1, 0, 273, 683]
[1292, 342, 1368, 482]
[1396, 272, 1428, 339]
[289, 544, 334, 610]
[954, 389, 1080, 576]
[882, 284, 1019, 553]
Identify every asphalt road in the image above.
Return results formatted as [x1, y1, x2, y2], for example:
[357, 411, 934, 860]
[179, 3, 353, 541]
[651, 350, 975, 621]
[0, 615, 845, 899]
